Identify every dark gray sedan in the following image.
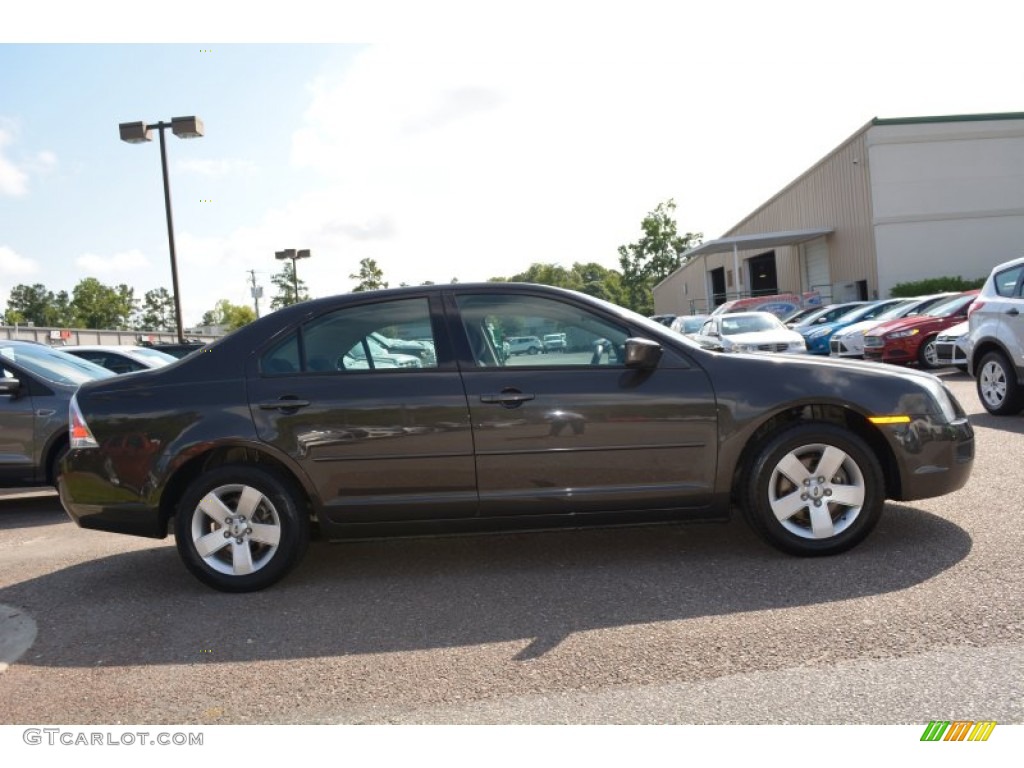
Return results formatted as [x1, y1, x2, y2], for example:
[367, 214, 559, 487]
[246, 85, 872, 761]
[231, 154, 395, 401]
[58, 284, 974, 592]
[1, 340, 113, 487]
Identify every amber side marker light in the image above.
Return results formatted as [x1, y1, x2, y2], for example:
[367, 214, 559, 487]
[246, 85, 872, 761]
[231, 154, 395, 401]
[868, 415, 912, 425]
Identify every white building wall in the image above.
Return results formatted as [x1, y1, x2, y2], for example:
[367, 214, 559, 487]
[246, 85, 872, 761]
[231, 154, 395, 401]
[867, 119, 1024, 296]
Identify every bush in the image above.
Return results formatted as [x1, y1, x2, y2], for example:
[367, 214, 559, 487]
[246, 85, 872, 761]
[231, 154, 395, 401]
[890, 276, 985, 297]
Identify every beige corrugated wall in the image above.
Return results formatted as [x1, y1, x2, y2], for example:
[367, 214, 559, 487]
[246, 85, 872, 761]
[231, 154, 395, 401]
[654, 125, 878, 314]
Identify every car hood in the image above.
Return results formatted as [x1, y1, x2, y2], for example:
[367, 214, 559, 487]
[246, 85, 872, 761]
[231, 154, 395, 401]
[868, 315, 952, 336]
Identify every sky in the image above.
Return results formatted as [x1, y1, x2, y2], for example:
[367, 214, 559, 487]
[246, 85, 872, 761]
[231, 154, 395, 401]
[2, 1, 1022, 327]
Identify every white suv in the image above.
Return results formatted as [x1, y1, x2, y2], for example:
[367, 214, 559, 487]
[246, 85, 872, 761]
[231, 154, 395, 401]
[967, 256, 1024, 414]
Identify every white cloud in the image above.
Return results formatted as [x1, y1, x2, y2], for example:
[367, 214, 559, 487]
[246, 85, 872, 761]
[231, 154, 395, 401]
[0, 245, 38, 277]
[0, 128, 29, 197]
[177, 158, 258, 178]
[75, 249, 150, 274]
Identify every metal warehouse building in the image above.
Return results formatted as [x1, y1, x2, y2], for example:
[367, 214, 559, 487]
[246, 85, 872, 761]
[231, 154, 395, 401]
[653, 112, 1024, 316]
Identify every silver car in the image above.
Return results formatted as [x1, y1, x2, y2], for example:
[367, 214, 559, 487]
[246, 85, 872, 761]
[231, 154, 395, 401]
[1, 340, 114, 487]
[693, 312, 807, 354]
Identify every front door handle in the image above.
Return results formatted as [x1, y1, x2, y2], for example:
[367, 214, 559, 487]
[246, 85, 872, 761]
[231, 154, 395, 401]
[480, 390, 535, 408]
[258, 397, 311, 411]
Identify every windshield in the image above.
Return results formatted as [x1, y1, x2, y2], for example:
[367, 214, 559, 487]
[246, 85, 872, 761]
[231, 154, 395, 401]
[0, 343, 115, 385]
[926, 295, 973, 317]
[872, 300, 916, 321]
[130, 347, 177, 364]
[720, 314, 782, 335]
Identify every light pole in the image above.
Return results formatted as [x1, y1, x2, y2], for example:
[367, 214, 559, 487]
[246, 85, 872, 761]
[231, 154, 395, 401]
[275, 248, 311, 305]
[119, 116, 204, 343]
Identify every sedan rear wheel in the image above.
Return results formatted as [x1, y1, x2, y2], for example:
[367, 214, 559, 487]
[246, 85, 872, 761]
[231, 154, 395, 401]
[744, 423, 884, 556]
[174, 465, 308, 592]
[977, 351, 1024, 415]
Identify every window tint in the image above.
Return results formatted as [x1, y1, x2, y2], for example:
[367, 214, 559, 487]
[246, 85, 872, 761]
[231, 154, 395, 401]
[260, 297, 438, 375]
[455, 294, 629, 367]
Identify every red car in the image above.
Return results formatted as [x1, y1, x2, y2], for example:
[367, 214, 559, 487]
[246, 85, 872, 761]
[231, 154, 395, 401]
[863, 291, 978, 369]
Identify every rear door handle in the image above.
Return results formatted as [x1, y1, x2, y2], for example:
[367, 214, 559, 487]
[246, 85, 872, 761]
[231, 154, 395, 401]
[258, 398, 311, 411]
[480, 391, 535, 408]
[1007, 308, 1020, 317]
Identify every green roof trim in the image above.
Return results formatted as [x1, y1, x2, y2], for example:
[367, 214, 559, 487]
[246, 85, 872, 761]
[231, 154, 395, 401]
[873, 112, 1024, 126]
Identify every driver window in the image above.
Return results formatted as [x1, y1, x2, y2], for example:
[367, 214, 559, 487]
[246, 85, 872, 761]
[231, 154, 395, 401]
[455, 294, 629, 368]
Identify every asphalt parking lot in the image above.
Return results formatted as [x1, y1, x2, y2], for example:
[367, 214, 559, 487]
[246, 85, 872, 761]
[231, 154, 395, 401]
[0, 371, 1021, 725]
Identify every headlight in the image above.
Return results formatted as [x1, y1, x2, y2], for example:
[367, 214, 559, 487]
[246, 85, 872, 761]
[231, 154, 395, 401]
[789, 340, 807, 351]
[731, 343, 753, 353]
[808, 328, 831, 339]
[919, 376, 959, 422]
[888, 328, 920, 339]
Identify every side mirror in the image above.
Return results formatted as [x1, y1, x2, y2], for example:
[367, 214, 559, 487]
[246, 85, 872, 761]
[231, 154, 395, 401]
[624, 338, 662, 370]
[0, 377, 21, 397]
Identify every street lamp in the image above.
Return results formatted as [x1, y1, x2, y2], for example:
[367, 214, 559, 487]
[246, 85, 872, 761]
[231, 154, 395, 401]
[119, 116, 204, 343]
[275, 248, 311, 305]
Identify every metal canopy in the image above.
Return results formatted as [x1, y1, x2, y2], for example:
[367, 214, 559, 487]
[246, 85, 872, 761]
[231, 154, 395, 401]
[680, 227, 834, 259]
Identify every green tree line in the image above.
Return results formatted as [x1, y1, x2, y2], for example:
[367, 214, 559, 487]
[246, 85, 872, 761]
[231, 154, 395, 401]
[3, 200, 699, 330]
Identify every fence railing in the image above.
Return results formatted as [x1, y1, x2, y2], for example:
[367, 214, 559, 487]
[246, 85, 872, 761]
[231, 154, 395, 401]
[1, 325, 221, 346]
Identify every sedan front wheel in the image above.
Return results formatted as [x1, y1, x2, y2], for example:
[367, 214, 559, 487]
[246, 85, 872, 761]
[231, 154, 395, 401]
[743, 423, 884, 556]
[174, 465, 309, 592]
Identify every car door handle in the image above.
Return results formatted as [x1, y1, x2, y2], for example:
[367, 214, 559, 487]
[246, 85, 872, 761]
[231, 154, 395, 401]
[480, 391, 535, 408]
[1006, 308, 1020, 317]
[258, 398, 311, 411]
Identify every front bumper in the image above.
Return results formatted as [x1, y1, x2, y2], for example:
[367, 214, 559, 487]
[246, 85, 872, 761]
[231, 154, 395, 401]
[888, 416, 974, 501]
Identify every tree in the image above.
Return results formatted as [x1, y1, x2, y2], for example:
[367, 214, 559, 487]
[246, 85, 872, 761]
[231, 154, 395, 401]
[200, 299, 256, 331]
[617, 199, 702, 314]
[70, 278, 137, 329]
[270, 261, 310, 309]
[487, 262, 626, 306]
[349, 258, 388, 292]
[138, 288, 176, 332]
[4, 283, 64, 326]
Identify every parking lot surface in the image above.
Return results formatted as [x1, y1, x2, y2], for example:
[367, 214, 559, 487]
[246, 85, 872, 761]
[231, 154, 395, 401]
[0, 373, 1021, 724]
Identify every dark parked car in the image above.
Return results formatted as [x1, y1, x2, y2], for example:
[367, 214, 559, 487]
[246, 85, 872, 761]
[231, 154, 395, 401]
[1, 340, 114, 487]
[59, 284, 975, 592]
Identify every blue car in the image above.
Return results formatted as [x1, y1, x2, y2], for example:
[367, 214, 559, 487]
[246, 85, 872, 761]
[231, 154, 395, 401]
[799, 299, 908, 355]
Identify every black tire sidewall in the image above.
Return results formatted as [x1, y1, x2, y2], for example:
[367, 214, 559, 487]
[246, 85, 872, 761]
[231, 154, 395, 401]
[174, 464, 308, 592]
[744, 423, 885, 556]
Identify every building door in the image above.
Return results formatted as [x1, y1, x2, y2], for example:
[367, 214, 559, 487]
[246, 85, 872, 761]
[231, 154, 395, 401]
[803, 238, 831, 300]
[710, 267, 726, 307]
[748, 251, 778, 296]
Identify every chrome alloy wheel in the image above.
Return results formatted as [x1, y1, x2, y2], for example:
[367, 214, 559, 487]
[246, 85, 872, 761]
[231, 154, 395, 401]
[767, 443, 866, 540]
[189, 484, 282, 576]
[979, 359, 1009, 409]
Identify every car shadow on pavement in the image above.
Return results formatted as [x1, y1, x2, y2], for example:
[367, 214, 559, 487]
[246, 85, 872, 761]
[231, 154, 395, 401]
[961, 409, 1024, 434]
[0, 502, 971, 669]
[0, 495, 70, 531]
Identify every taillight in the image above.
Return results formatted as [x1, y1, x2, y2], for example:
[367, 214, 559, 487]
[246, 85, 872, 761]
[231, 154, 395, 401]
[968, 301, 985, 317]
[69, 394, 99, 449]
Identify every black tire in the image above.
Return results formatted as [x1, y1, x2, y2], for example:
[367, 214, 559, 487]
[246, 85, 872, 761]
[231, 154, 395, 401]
[743, 423, 885, 556]
[528, 346, 539, 355]
[976, 351, 1024, 415]
[917, 336, 940, 369]
[47, 441, 69, 487]
[174, 464, 309, 592]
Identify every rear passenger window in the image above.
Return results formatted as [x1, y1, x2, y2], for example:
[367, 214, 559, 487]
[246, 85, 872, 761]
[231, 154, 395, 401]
[994, 265, 1024, 297]
[260, 298, 438, 375]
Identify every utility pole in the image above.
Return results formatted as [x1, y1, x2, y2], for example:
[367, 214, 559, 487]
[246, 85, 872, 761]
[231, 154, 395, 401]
[248, 270, 263, 318]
